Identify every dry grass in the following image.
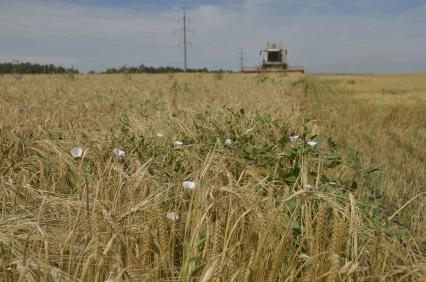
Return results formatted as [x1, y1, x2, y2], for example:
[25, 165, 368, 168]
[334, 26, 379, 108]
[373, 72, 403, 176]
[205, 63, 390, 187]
[0, 73, 425, 281]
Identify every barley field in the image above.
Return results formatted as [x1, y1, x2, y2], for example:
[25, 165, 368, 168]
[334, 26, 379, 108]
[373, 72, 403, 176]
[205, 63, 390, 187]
[0, 73, 425, 281]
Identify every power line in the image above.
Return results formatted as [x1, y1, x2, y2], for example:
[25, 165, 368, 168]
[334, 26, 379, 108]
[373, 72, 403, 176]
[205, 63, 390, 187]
[0, 19, 177, 49]
[175, 9, 195, 72]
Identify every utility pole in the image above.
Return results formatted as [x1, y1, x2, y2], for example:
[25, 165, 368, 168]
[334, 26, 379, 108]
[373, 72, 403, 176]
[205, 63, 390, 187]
[240, 48, 244, 72]
[176, 9, 195, 72]
[183, 9, 188, 71]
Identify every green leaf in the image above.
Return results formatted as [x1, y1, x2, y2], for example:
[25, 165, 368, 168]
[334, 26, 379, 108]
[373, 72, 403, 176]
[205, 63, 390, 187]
[344, 180, 358, 190]
[195, 238, 206, 249]
[283, 147, 299, 161]
[284, 175, 297, 184]
[320, 175, 330, 183]
[286, 198, 297, 212]
[303, 114, 311, 124]
[396, 226, 410, 240]
[365, 166, 380, 175]
[189, 263, 206, 279]
[327, 137, 337, 149]
[322, 183, 334, 193]
[291, 222, 301, 234]
[324, 154, 342, 168]
[187, 256, 202, 264]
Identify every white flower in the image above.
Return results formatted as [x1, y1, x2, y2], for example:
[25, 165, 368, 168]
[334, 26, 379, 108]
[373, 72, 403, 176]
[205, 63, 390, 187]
[70, 147, 83, 158]
[156, 132, 164, 138]
[166, 212, 179, 221]
[112, 148, 125, 160]
[182, 181, 196, 190]
[289, 135, 299, 145]
[174, 140, 183, 148]
[307, 141, 317, 148]
[224, 138, 232, 145]
[305, 184, 314, 191]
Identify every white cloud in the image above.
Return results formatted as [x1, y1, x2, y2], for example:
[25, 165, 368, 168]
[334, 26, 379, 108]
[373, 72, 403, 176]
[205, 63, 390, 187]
[0, 0, 425, 73]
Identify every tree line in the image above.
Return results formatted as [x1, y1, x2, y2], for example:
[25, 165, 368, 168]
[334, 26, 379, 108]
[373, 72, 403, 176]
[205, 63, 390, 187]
[99, 64, 230, 74]
[0, 62, 79, 74]
[0, 61, 231, 74]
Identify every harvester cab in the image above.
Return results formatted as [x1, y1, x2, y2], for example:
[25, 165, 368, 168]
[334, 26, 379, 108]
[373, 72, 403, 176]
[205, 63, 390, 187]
[242, 42, 304, 73]
[260, 42, 288, 70]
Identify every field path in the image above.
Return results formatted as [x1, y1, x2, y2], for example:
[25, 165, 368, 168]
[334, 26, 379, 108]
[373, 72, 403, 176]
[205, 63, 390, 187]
[299, 75, 426, 242]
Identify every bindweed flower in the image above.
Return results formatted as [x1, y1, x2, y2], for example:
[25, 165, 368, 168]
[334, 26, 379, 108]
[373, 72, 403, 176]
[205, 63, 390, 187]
[156, 132, 164, 138]
[289, 135, 299, 145]
[224, 138, 232, 145]
[112, 148, 125, 160]
[166, 212, 179, 221]
[307, 141, 317, 148]
[70, 147, 83, 158]
[299, 253, 311, 261]
[182, 180, 196, 191]
[174, 140, 183, 148]
[305, 184, 314, 191]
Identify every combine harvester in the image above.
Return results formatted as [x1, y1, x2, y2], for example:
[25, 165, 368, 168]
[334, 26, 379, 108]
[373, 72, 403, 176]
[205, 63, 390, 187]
[242, 42, 305, 74]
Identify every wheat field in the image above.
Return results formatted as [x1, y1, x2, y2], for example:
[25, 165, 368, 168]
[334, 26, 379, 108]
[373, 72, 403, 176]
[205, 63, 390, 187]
[0, 73, 425, 281]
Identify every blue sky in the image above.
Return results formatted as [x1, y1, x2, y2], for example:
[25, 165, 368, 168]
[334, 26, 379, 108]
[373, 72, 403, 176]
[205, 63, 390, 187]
[1, 0, 425, 73]
[72, 0, 426, 16]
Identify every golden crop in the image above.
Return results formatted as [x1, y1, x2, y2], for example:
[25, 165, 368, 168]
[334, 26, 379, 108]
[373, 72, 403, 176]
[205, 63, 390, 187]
[0, 73, 425, 281]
